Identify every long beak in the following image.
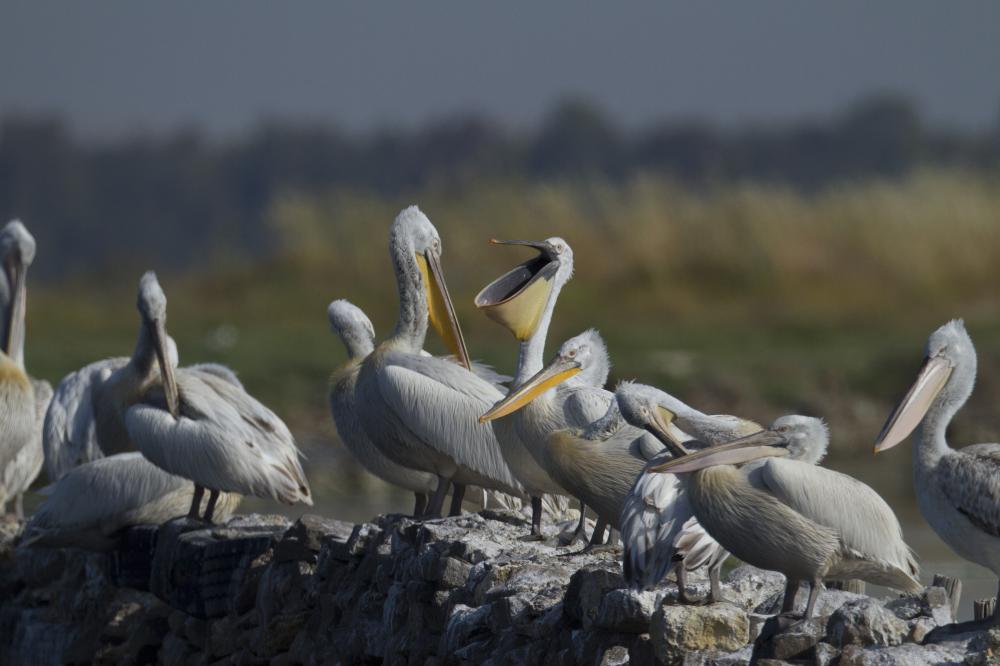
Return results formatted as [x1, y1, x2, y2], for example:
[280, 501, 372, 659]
[151, 319, 180, 419]
[474, 239, 559, 341]
[480, 355, 581, 422]
[642, 405, 693, 458]
[648, 429, 788, 474]
[874, 355, 952, 453]
[3, 260, 27, 367]
[417, 249, 471, 370]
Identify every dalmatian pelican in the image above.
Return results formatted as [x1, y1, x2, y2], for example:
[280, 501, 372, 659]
[651, 414, 921, 619]
[0, 220, 51, 518]
[482, 330, 667, 550]
[875, 319, 1000, 633]
[355, 207, 522, 517]
[106, 272, 311, 520]
[476, 238, 604, 540]
[22, 452, 241, 550]
[614, 381, 764, 602]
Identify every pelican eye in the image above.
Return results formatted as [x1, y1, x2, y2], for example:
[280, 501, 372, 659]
[566, 349, 577, 358]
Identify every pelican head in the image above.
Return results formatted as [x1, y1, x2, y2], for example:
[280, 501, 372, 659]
[327, 299, 376, 360]
[614, 380, 692, 457]
[874, 319, 976, 453]
[0, 220, 36, 363]
[474, 237, 573, 342]
[769, 415, 829, 465]
[479, 328, 604, 423]
[392, 206, 470, 370]
[136, 271, 179, 419]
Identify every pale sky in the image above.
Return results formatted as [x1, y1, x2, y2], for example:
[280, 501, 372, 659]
[2, 1, 998, 138]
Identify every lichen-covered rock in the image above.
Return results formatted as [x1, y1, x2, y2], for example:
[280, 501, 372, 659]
[827, 598, 909, 648]
[650, 602, 749, 664]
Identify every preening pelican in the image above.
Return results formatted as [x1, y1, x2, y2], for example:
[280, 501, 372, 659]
[355, 207, 523, 517]
[113, 272, 312, 519]
[875, 319, 1000, 631]
[0, 220, 49, 518]
[614, 382, 764, 601]
[652, 415, 921, 619]
[328, 299, 438, 515]
[483, 330, 666, 549]
[22, 452, 241, 550]
[476, 239, 601, 539]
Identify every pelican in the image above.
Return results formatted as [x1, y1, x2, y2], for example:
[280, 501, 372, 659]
[328, 299, 439, 516]
[874, 319, 1000, 631]
[0, 220, 49, 518]
[111, 272, 312, 519]
[476, 238, 601, 539]
[329, 299, 519, 516]
[614, 381, 764, 602]
[355, 206, 523, 517]
[482, 330, 666, 549]
[650, 414, 921, 619]
[22, 452, 241, 550]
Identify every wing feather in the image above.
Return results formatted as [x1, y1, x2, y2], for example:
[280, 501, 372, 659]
[939, 444, 1000, 538]
[378, 352, 521, 493]
[127, 371, 312, 505]
[759, 458, 919, 587]
[43, 357, 127, 481]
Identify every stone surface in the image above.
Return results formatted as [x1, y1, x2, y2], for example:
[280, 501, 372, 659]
[650, 601, 749, 663]
[0, 512, 992, 665]
[827, 598, 910, 648]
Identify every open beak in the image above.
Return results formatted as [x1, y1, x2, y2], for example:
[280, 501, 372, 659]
[474, 239, 560, 341]
[2, 258, 27, 365]
[479, 354, 581, 422]
[874, 355, 952, 453]
[151, 319, 180, 419]
[416, 248, 471, 370]
[648, 429, 788, 474]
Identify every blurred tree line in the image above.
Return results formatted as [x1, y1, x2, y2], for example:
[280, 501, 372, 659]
[2, 94, 999, 279]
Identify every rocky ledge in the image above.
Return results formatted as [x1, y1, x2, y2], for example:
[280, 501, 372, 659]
[0, 511, 996, 665]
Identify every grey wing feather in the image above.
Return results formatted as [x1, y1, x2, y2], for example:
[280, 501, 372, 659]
[43, 358, 127, 481]
[562, 385, 614, 429]
[127, 371, 312, 505]
[27, 452, 188, 534]
[378, 352, 521, 493]
[939, 444, 1000, 538]
[759, 458, 920, 587]
[187, 363, 244, 390]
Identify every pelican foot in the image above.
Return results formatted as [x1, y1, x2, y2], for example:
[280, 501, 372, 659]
[923, 618, 999, 644]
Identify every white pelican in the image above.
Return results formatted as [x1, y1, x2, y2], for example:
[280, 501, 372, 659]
[22, 452, 241, 550]
[875, 319, 1000, 632]
[355, 207, 522, 517]
[652, 415, 921, 619]
[0, 220, 49, 518]
[476, 238, 602, 539]
[482, 330, 666, 550]
[614, 381, 764, 602]
[113, 272, 312, 519]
